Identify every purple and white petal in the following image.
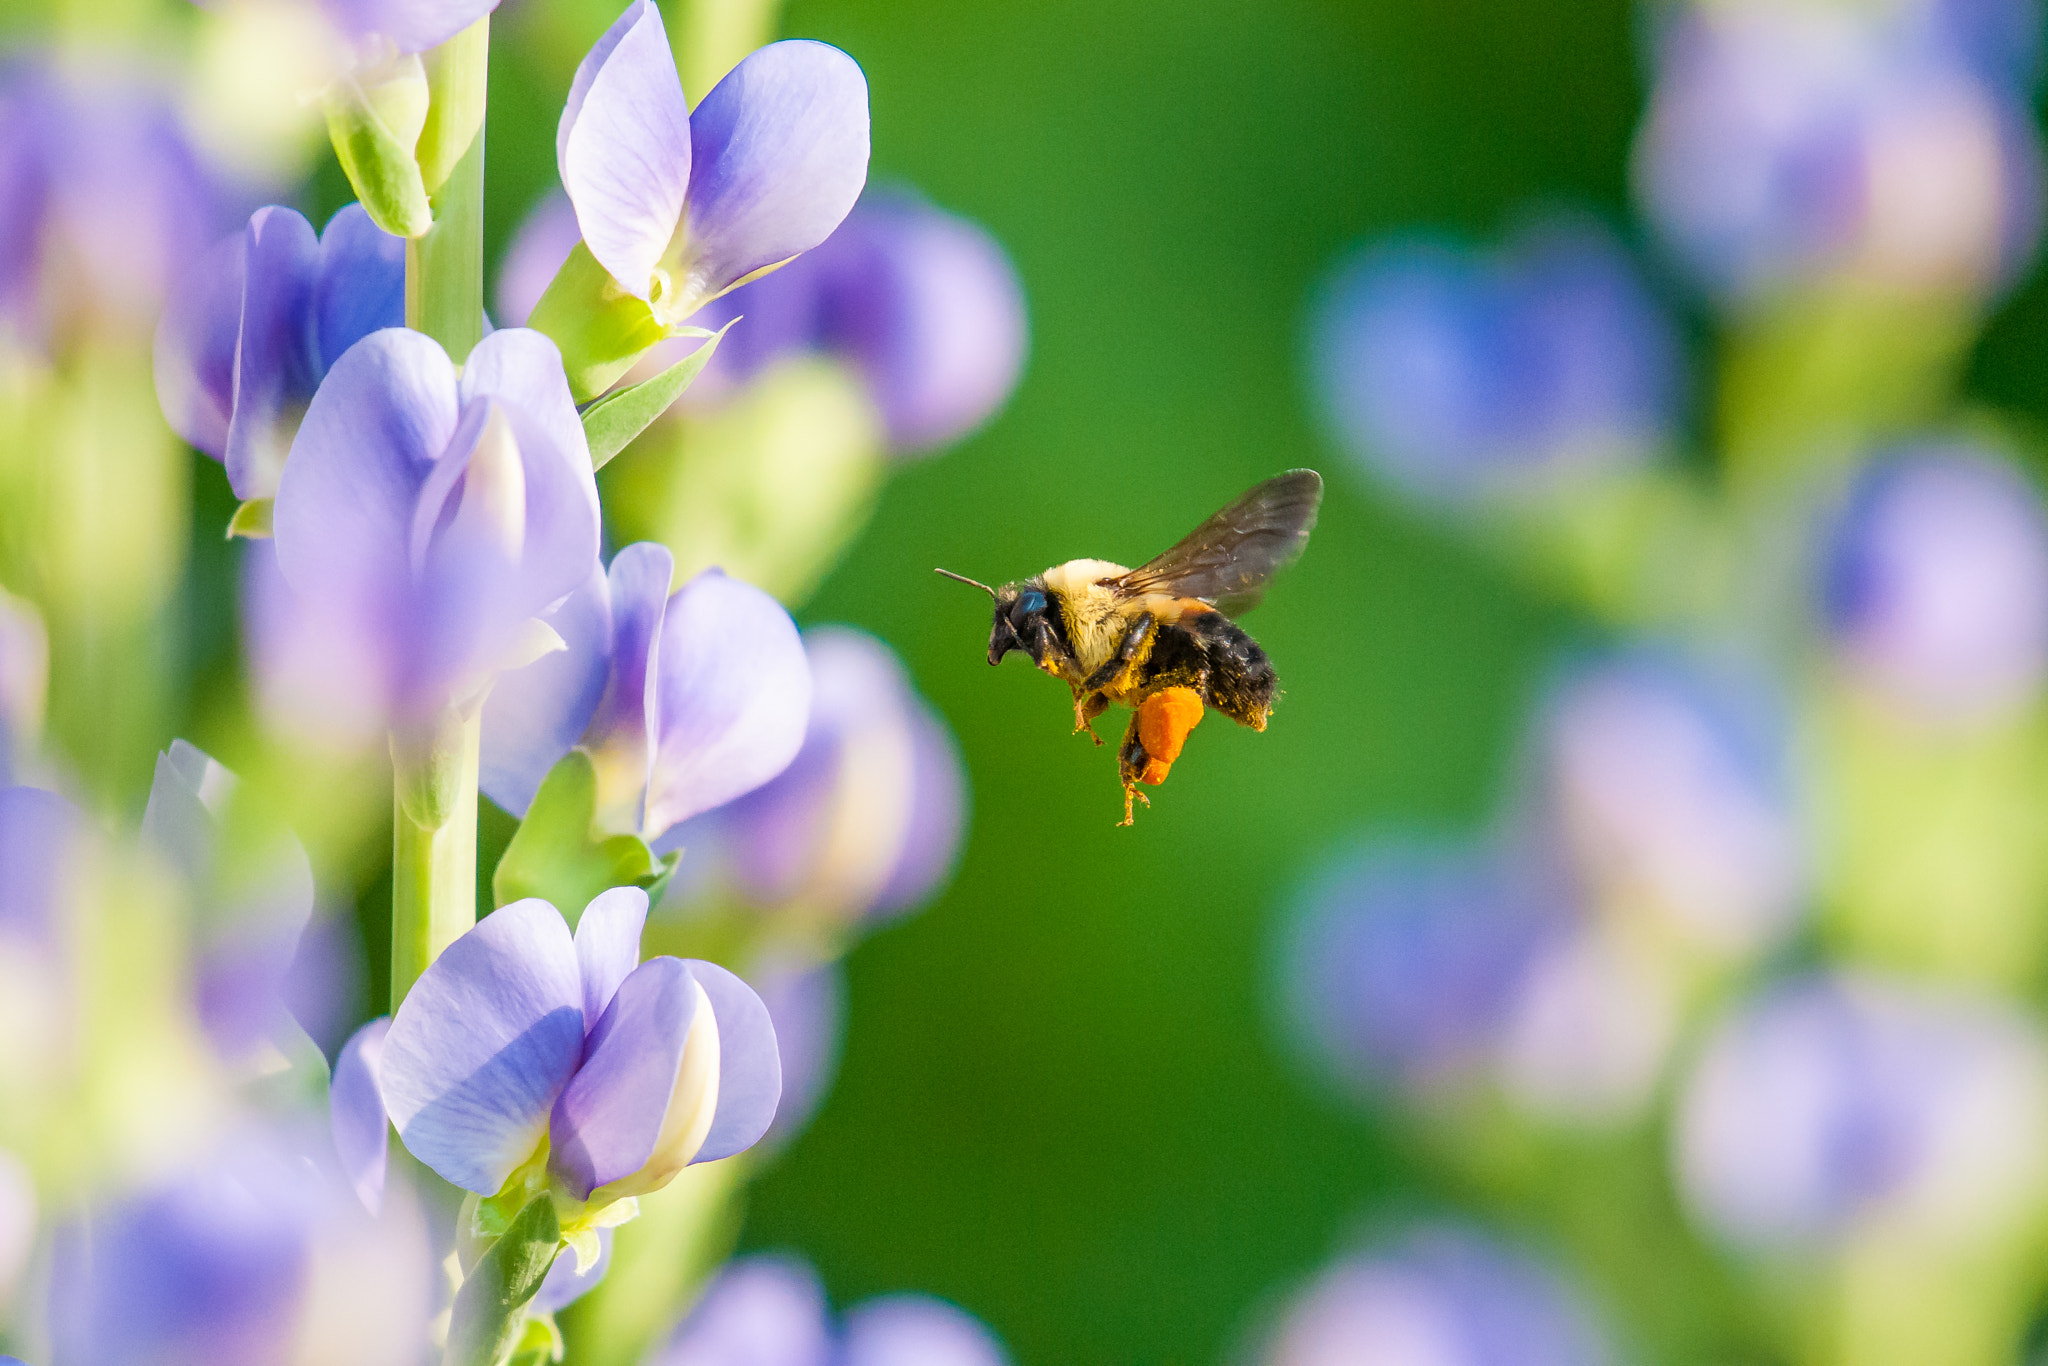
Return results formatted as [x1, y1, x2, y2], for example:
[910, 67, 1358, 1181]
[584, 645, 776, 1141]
[687, 958, 781, 1165]
[480, 567, 614, 817]
[656, 1255, 832, 1366]
[557, 0, 692, 299]
[674, 41, 870, 308]
[642, 570, 810, 840]
[582, 542, 673, 831]
[312, 203, 406, 374]
[841, 1296, 1011, 1366]
[573, 885, 650, 1028]
[331, 1016, 392, 1215]
[223, 207, 320, 501]
[548, 956, 695, 1200]
[381, 900, 586, 1194]
[152, 230, 244, 460]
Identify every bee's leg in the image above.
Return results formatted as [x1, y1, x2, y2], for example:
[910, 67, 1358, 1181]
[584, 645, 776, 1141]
[1119, 687, 1205, 789]
[1119, 783, 1151, 827]
[1081, 614, 1158, 695]
[1071, 688, 1110, 742]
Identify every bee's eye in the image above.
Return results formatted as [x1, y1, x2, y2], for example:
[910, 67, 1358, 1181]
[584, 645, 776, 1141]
[1018, 590, 1046, 616]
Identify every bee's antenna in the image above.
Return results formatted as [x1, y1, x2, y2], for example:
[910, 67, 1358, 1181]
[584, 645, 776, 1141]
[934, 567, 998, 599]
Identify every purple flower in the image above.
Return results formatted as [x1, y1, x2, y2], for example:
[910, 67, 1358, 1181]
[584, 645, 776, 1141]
[379, 889, 780, 1200]
[1491, 926, 1679, 1125]
[140, 740, 316, 1062]
[750, 956, 844, 1150]
[670, 627, 965, 926]
[554, 1, 869, 327]
[0, 58, 233, 352]
[1257, 1225, 1613, 1366]
[1525, 651, 1808, 959]
[1279, 837, 1565, 1100]
[480, 542, 811, 841]
[648, 1254, 1010, 1366]
[154, 203, 404, 501]
[687, 188, 1027, 453]
[0, 588, 45, 787]
[534, 1226, 613, 1315]
[1823, 444, 2048, 726]
[256, 326, 601, 745]
[47, 1125, 435, 1366]
[1675, 972, 2048, 1249]
[1634, 0, 2045, 300]
[1309, 218, 1683, 506]
[497, 191, 582, 328]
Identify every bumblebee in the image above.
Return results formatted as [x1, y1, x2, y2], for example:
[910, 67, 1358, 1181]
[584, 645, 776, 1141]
[938, 469, 1323, 825]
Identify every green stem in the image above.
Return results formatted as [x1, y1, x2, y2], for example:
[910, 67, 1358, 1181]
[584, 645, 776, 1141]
[407, 16, 490, 361]
[388, 19, 490, 1011]
[390, 709, 482, 1007]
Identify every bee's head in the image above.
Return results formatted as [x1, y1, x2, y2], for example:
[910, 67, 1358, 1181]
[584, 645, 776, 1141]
[987, 583, 1052, 667]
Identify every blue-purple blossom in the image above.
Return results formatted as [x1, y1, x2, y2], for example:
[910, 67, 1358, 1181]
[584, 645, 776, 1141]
[46, 1125, 434, 1366]
[1634, 0, 2045, 301]
[154, 203, 404, 501]
[378, 889, 780, 1200]
[481, 541, 811, 840]
[140, 740, 316, 1062]
[330, 1016, 390, 1214]
[1525, 651, 1808, 959]
[1256, 1225, 1613, 1366]
[1278, 837, 1565, 1100]
[1824, 443, 2048, 726]
[556, 0, 870, 328]
[669, 627, 965, 925]
[534, 1226, 614, 1315]
[750, 956, 843, 1150]
[1309, 219, 1683, 506]
[647, 1254, 1010, 1366]
[1675, 972, 2048, 1250]
[0, 58, 236, 353]
[255, 326, 601, 745]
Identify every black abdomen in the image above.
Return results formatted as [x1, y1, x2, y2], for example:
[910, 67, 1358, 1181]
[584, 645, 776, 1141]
[1143, 612, 1277, 728]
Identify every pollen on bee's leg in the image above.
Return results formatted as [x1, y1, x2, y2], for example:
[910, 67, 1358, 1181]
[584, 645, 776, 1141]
[1135, 687, 1205, 778]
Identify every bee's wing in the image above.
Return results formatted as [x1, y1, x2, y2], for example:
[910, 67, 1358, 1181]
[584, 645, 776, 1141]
[1108, 469, 1323, 616]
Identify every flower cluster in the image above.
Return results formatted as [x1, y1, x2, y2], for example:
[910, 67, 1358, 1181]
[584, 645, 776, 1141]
[1280, 0, 2048, 1361]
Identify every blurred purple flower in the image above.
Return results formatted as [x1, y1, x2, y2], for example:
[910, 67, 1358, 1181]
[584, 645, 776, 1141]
[140, 740, 316, 1063]
[480, 542, 811, 841]
[330, 1016, 390, 1214]
[1309, 219, 1682, 506]
[669, 627, 966, 927]
[649, 1253, 1010, 1366]
[256, 327, 600, 746]
[154, 203, 404, 501]
[555, 1, 869, 327]
[1675, 972, 2048, 1250]
[47, 1124, 434, 1366]
[0, 58, 234, 353]
[1824, 443, 2048, 726]
[182, 0, 500, 56]
[1634, 0, 2044, 300]
[379, 889, 780, 1199]
[1257, 1225, 1612, 1366]
[1492, 926, 1679, 1125]
[750, 956, 844, 1150]
[1278, 837, 1565, 1100]
[1527, 651, 1808, 959]
[0, 589, 45, 787]
[505, 185, 1026, 454]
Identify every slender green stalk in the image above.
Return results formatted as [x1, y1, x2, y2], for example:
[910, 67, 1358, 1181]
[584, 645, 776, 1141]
[407, 16, 490, 362]
[391, 18, 490, 1009]
[390, 709, 482, 1006]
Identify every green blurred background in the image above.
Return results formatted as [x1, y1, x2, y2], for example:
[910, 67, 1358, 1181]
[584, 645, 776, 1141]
[278, 0, 2048, 1359]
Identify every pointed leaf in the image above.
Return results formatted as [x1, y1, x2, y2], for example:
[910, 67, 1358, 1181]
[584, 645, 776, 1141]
[493, 750, 666, 920]
[444, 1193, 562, 1366]
[227, 498, 275, 540]
[579, 321, 736, 470]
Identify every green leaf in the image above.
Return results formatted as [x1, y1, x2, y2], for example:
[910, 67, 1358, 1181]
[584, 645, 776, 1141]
[580, 319, 737, 471]
[493, 751, 676, 925]
[505, 1313, 564, 1366]
[444, 1193, 561, 1366]
[226, 498, 273, 539]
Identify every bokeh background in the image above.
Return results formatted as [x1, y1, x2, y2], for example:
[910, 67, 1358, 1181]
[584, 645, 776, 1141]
[17, 0, 2048, 1361]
